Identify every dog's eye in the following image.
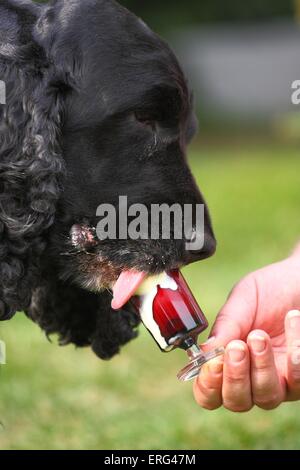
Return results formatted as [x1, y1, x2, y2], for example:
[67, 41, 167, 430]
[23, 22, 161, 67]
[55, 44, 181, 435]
[134, 110, 160, 128]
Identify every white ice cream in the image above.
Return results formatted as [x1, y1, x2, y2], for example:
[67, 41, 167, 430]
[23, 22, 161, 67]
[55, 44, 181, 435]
[137, 272, 178, 351]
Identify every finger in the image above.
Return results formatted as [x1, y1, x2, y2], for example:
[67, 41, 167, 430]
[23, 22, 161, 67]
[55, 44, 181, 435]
[193, 356, 224, 410]
[222, 340, 253, 412]
[247, 330, 284, 410]
[285, 310, 300, 398]
[204, 275, 258, 350]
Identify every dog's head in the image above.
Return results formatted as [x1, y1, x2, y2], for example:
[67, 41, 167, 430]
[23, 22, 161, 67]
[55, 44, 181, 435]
[0, 0, 216, 358]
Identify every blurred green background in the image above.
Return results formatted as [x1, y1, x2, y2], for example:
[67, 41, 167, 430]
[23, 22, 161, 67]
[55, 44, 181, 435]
[1, 141, 300, 450]
[1, 0, 300, 450]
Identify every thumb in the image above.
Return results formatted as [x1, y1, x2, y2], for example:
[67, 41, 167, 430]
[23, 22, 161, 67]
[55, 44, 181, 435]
[200, 274, 258, 351]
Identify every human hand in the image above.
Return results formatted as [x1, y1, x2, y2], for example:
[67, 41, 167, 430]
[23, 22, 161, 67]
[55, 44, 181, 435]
[194, 249, 300, 411]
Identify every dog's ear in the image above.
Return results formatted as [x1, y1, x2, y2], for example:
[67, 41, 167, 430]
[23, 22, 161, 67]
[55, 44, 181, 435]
[0, 3, 72, 320]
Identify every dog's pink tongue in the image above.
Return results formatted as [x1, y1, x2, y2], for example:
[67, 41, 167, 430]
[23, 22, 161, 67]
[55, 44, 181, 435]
[111, 270, 147, 310]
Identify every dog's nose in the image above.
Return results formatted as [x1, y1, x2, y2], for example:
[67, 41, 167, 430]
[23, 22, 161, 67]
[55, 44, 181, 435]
[183, 227, 217, 263]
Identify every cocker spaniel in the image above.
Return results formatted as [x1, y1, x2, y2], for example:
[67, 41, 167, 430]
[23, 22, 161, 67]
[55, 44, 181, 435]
[0, 0, 216, 359]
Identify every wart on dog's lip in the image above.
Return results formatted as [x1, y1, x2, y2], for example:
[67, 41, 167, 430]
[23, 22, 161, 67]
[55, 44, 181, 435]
[111, 270, 147, 310]
[70, 224, 98, 249]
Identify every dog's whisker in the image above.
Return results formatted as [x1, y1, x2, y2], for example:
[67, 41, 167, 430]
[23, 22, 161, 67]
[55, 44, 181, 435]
[105, 287, 113, 297]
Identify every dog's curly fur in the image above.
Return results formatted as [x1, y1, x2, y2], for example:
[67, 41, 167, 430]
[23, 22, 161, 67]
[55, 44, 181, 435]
[0, 0, 64, 320]
[0, 0, 216, 360]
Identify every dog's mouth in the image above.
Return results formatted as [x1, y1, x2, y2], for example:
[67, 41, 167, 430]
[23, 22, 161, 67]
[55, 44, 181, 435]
[68, 224, 175, 310]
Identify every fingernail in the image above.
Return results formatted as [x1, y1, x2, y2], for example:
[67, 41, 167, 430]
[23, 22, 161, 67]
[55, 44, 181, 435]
[208, 356, 224, 374]
[249, 333, 266, 353]
[287, 310, 300, 329]
[228, 344, 246, 363]
[201, 336, 216, 346]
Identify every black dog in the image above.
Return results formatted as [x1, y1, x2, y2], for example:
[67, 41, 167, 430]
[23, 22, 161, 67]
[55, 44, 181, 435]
[0, 0, 216, 359]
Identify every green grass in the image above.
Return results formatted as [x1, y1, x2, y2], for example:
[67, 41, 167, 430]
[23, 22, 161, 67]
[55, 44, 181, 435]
[1, 141, 300, 450]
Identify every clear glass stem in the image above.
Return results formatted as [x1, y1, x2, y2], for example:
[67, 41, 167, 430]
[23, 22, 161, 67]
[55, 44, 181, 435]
[177, 343, 225, 382]
[186, 344, 204, 360]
